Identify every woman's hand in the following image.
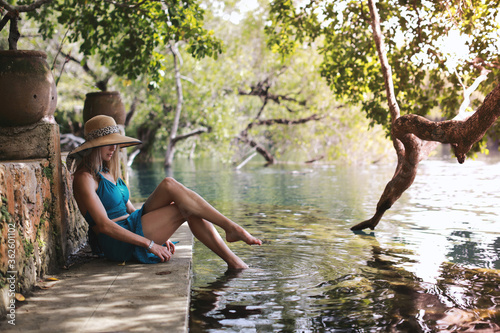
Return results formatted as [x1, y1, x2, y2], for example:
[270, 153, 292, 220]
[166, 240, 176, 254]
[149, 243, 173, 262]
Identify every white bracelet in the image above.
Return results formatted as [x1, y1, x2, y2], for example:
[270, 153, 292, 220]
[147, 240, 155, 252]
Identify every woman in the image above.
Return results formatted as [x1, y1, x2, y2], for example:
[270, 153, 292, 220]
[68, 115, 261, 269]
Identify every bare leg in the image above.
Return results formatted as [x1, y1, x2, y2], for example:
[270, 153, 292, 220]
[141, 204, 184, 243]
[187, 216, 248, 269]
[141, 204, 249, 269]
[143, 177, 261, 245]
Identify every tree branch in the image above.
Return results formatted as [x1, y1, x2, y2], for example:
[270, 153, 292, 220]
[0, 10, 13, 32]
[237, 135, 275, 165]
[367, 0, 400, 123]
[0, 0, 53, 13]
[52, 24, 73, 70]
[125, 97, 139, 127]
[238, 87, 306, 107]
[61, 51, 110, 91]
[456, 67, 491, 116]
[171, 128, 210, 144]
[351, 0, 496, 231]
[7, 11, 20, 50]
[249, 114, 324, 129]
[102, 0, 149, 8]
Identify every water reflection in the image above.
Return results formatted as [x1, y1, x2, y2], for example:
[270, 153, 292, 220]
[129, 157, 500, 332]
[309, 237, 500, 332]
[447, 231, 500, 268]
[189, 270, 262, 333]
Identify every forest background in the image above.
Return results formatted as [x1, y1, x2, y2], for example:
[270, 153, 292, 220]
[0, 0, 396, 167]
[0, 0, 498, 169]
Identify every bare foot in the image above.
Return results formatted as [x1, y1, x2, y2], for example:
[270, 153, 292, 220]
[226, 225, 262, 245]
[227, 261, 249, 270]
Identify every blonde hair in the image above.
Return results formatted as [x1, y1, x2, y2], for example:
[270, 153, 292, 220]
[72, 146, 122, 181]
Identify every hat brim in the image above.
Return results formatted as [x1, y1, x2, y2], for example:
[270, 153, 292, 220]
[67, 133, 142, 158]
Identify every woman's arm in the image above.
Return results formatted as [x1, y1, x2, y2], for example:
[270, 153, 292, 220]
[73, 172, 172, 261]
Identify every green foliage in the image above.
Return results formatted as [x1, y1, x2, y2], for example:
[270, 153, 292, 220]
[112, 0, 391, 164]
[195, 0, 391, 164]
[24, 0, 223, 86]
[3, 0, 394, 164]
[266, 0, 500, 133]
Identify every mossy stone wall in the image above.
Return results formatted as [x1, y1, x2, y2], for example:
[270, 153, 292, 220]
[0, 121, 87, 315]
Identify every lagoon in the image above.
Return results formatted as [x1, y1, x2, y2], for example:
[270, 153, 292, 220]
[130, 156, 500, 332]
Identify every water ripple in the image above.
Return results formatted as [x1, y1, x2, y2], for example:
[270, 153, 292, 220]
[131, 158, 500, 332]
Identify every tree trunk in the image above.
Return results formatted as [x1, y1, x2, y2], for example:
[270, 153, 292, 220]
[0, 11, 20, 50]
[165, 41, 183, 167]
[351, 0, 499, 231]
[131, 111, 162, 163]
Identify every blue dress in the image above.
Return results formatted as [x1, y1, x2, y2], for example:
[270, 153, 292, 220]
[84, 172, 161, 264]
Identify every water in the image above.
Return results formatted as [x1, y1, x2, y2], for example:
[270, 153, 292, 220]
[129, 157, 500, 332]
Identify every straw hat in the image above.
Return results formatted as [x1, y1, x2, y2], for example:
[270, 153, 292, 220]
[67, 115, 141, 159]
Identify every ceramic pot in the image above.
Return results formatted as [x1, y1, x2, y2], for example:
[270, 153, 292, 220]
[0, 50, 57, 127]
[83, 91, 126, 125]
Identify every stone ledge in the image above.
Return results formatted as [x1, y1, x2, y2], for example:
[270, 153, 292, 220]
[0, 223, 193, 333]
[0, 119, 59, 161]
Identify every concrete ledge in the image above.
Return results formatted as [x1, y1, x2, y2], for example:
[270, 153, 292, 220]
[0, 223, 193, 333]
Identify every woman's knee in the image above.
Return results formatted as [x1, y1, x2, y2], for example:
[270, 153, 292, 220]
[160, 177, 180, 191]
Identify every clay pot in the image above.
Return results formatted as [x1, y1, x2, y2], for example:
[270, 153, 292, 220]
[83, 91, 126, 125]
[0, 50, 57, 127]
